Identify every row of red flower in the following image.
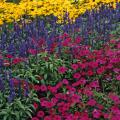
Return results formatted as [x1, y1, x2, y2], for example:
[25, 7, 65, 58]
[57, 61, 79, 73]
[30, 37, 120, 119]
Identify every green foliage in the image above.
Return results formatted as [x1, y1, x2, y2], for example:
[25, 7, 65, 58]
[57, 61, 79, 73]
[0, 90, 39, 120]
[110, 22, 120, 39]
[13, 52, 65, 85]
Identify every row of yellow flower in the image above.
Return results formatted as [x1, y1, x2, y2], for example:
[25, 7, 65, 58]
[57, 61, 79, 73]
[0, 0, 120, 25]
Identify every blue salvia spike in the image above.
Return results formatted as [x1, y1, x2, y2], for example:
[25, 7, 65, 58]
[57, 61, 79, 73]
[8, 79, 15, 102]
[58, 33, 62, 56]
[7, 43, 15, 56]
[19, 42, 28, 57]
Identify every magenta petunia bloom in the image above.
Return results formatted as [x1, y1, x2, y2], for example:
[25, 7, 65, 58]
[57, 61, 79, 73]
[34, 85, 41, 91]
[108, 93, 120, 104]
[62, 79, 69, 85]
[44, 116, 52, 120]
[33, 102, 38, 109]
[116, 75, 120, 81]
[28, 48, 37, 55]
[58, 66, 67, 74]
[87, 70, 94, 76]
[87, 99, 96, 106]
[40, 85, 47, 92]
[73, 73, 81, 79]
[71, 64, 79, 70]
[97, 67, 105, 74]
[6, 54, 13, 58]
[53, 115, 61, 120]
[37, 110, 45, 118]
[12, 58, 23, 64]
[92, 109, 102, 119]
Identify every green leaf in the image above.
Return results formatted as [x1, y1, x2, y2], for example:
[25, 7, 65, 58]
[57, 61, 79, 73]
[30, 76, 38, 83]
[26, 108, 33, 113]
[44, 74, 48, 80]
[16, 101, 25, 110]
[41, 79, 45, 84]
[45, 62, 49, 69]
[50, 64, 53, 71]
[25, 111, 32, 118]
[33, 98, 40, 103]
[47, 91, 51, 98]
[0, 111, 7, 115]
[3, 116, 8, 120]
[29, 104, 36, 111]
[14, 112, 20, 120]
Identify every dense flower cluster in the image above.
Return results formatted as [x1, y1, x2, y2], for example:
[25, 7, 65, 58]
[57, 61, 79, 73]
[0, 1, 119, 119]
[0, 3, 120, 58]
[0, 0, 120, 24]
[30, 37, 120, 119]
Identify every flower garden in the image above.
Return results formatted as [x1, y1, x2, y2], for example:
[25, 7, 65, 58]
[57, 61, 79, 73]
[0, 0, 120, 120]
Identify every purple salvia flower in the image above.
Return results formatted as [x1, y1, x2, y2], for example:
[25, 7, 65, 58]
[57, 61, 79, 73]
[8, 78, 15, 102]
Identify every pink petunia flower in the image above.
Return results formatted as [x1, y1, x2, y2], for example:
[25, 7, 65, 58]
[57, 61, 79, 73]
[40, 85, 47, 92]
[116, 75, 120, 81]
[6, 54, 13, 59]
[48, 86, 57, 93]
[71, 64, 79, 70]
[111, 115, 120, 120]
[83, 89, 93, 96]
[111, 106, 120, 115]
[37, 111, 44, 118]
[44, 116, 52, 120]
[89, 81, 99, 88]
[96, 104, 104, 110]
[89, 61, 98, 68]
[117, 43, 120, 48]
[58, 66, 67, 74]
[45, 102, 55, 108]
[92, 109, 102, 119]
[87, 99, 96, 106]
[53, 115, 61, 120]
[113, 68, 120, 73]
[51, 97, 58, 105]
[41, 100, 48, 107]
[34, 85, 41, 91]
[12, 58, 23, 64]
[56, 82, 63, 89]
[109, 93, 120, 104]
[28, 48, 37, 55]
[87, 70, 94, 76]
[71, 94, 81, 104]
[48, 108, 56, 115]
[80, 112, 91, 120]
[75, 36, 81, 44]
[62, 79, 69, 85]
[103, 113, 109, 119]
[97, 67, 105, 74]
[33, 102, 38, 109]
[73, 73, 81, 79]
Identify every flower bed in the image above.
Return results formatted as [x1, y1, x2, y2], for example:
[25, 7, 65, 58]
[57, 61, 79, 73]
[0, 1, 120, 120]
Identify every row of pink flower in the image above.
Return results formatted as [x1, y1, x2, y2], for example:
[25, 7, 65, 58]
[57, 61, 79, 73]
[32, 79, 120, 120]
[58, 39, 120, 81]
[31, 37, 120, 120]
